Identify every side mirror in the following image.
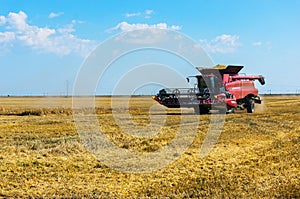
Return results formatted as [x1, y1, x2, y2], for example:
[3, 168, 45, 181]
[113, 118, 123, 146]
[186, 77, 190, 83]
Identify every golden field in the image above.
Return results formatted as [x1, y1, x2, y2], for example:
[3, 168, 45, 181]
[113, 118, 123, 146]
[0, 95, 299, 198]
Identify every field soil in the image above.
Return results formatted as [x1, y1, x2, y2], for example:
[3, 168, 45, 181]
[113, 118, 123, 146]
[0, 96, 299, 198]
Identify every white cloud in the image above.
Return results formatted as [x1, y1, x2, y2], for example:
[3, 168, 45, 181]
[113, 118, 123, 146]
[145, 10, 154, 15]
[0, 32, 15, 43]
[48, 12, 64, 19]
[58, 24, 75, 34]
[253, 41, 262, 46]
[125, 12, 141, 18]
[109, 21, 182, 32]
[200, 34, 241, 53]
[0, 16, 6, 26]
[7, 11, 28, 30]
[17, 26, 56, 47]
[0, 31, 15, 55]
[170, 25, 181, 30]
[71, 19, 85, 24]
[144, 10, 154, 18]
[252, 41, 272, 51]
[124, 9, 154, 18]
[0, 11, 95, 57]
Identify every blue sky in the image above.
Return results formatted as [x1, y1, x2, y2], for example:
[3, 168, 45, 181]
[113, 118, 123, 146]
[0, 0, 300, 95]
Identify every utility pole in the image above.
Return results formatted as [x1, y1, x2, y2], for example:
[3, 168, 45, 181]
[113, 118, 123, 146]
[268, 89, 272, 95]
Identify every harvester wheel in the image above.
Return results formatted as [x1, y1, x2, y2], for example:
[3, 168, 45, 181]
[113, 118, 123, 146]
[247, 99, 255, 113]
[201, 107, 210, 114]
[194, 106, 209, 114]
[173, 89, 180, 96]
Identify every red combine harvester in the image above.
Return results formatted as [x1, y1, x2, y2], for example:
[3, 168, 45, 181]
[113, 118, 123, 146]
[153, 65, 265, 114]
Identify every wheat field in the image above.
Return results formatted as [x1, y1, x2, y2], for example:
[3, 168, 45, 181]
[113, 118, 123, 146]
[0, 95, 299, 198]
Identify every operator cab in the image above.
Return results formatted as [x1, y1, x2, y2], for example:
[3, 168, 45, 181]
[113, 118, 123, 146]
[186, 75, 223, 95]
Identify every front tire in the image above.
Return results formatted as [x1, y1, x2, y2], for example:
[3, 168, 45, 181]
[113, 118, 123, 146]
[247, 99, 255, 113]
[194, 106, 210, 114]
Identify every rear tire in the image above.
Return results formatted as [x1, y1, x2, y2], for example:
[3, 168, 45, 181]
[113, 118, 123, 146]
[247, 99, 255, 113]
[201, 107, 210, 114]
[194, 106, 209, 114]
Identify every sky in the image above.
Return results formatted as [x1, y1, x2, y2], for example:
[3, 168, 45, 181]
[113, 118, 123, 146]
[0, 0, 300, 95]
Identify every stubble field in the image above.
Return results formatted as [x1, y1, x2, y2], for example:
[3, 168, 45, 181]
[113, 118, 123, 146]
[0, 95, 299, 198]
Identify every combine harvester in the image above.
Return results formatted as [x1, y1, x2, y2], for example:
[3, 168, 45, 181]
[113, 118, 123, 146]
[153, 65, 265, 114]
